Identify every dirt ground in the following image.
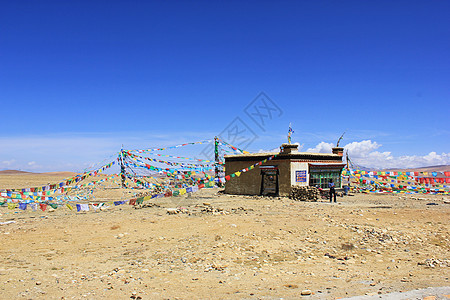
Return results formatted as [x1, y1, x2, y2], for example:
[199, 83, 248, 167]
[0, 174, 449, 299]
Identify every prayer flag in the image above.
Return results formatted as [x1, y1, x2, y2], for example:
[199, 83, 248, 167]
[76, 204, 89, 211]
[40, 203, 47, 211]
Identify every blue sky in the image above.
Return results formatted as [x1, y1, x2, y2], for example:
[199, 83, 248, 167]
[1, 1, 449, 172]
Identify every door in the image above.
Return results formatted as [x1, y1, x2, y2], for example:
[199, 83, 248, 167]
[260, 166, 279, 196]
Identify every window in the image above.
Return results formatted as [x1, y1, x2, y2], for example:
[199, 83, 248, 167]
[309, 170, 341, 189]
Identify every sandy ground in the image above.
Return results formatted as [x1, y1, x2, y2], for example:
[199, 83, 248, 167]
[0, 174, 449, 299]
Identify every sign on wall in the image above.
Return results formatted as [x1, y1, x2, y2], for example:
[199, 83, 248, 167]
[295, 170, 307, 182]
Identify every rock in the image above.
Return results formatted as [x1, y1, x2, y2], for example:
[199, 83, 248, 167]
[35, 281, 42, 285]
[301, 289, 312, 296]
[166, 208, 179, 215]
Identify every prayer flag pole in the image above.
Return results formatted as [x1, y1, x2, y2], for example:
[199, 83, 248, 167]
[120, 146, 126, 188]
[288, 123, 294, 144]
[214, 136, 222, 187]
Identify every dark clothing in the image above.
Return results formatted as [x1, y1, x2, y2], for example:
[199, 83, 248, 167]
[329, 187, 336, 203]
[344, 185, 349, 195]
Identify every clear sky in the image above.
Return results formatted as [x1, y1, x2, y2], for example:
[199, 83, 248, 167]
[1, 0, 449, 172]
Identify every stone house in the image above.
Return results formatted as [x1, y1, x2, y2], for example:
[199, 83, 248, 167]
[224, 143, 345, 196]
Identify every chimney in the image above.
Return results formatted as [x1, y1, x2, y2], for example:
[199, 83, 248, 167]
[280, 143, 298, 154]
[332, 147, 344, 156]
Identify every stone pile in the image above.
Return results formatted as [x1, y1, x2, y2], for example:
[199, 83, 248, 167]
[290, 186, 320, 201]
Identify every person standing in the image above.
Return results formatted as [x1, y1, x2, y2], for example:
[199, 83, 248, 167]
[329, 179, 337, 203]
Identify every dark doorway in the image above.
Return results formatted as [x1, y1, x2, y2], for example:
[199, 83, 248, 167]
[260, 166, 279, 196]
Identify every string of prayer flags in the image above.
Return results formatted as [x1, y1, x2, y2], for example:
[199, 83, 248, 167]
[128, 140, 212, 153]
[219, 154, 278, 183]
[218, 138, 249, 154]
[125, 152, 213, 168]
[346, 168, 450, 194]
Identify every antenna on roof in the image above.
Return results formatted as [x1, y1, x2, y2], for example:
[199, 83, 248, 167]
[336, 131, 345, 147]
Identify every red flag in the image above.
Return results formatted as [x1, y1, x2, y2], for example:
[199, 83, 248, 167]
[40, 203, 47, 211]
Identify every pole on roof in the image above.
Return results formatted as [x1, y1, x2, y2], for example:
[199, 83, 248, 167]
[336, 131, 345, 147]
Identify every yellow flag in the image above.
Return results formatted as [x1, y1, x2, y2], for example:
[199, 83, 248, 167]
[8, 203, 16, 210]
[236, 172, 241, 177]
[66, 204, 73, 211]
[179, 188, 186, 195]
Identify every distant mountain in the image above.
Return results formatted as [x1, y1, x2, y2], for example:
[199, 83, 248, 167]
[382, 165, 450, 173]
[347, 165, 450, 173]
[0, 170, 37, 175]
[0, 170, 79, 176]
[43, 171, 80, 177]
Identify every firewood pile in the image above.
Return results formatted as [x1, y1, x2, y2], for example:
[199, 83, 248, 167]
[290, 186, 320, 201]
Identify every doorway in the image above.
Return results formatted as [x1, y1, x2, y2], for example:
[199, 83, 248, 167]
[260, 166, 279, 196]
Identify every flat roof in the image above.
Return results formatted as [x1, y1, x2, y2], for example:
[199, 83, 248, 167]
[225, 151, 342, 162]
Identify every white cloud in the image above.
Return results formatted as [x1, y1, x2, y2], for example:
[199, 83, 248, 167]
[306, 142, 334, 153]
[306, 140, 450, 169]
[293, 142, 304, 151]
[258, 142, 304, 153]
[1, 159, 15, 167]
[344, 140, 381, 158]
[258, 148, 279, 153]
